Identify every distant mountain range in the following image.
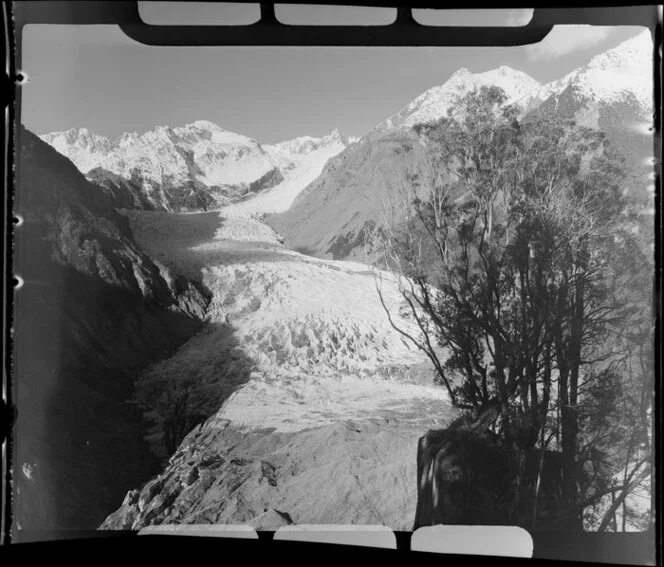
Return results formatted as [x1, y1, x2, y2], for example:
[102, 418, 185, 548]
[269, 30, 655, 261]
[374, 66, 543, 131]
[41, 122, 356, 212]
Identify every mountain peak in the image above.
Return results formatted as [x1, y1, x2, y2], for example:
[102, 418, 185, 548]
[267, 129, 351, 158]
[476, 66, 541, 86]
[377, 65, 542, 131]
[531, 29, 653, 112]
[54, 127, 113, 147]
[489, 65, 536, 80]
[374, 31, 651, 135]
[449, 67, 472, 80]
[586, 29, 652, 72]
[187, 119, 223, 131]
[57, 127, 104, 142]
[325, 128, 347, 144]
[118, 131, 139, 145]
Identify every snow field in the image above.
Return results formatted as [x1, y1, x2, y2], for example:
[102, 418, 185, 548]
[223, 145, 345, 217]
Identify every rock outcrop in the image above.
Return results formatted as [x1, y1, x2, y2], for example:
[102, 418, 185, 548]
[100, 419, 437, 531]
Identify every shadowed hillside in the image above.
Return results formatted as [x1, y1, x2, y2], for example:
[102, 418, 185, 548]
[12, 128, 213, 534]
[267, 129, 435, 261]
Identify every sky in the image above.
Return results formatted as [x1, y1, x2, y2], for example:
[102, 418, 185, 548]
[19, 5, 648, 144]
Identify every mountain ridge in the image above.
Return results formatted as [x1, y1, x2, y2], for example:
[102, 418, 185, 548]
[532, 30, 652, 114]
[375, 65, 544, 131]
[40, 122, 354, 213]
[375, 30, 652, 133]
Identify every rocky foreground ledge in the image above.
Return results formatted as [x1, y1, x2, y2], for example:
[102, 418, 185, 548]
[100, 416, 438, 531]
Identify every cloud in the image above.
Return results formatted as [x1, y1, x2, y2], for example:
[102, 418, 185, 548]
[504, 9, 533, 26]
[526, 25, 618, 61]
[412, 9, 533, 27]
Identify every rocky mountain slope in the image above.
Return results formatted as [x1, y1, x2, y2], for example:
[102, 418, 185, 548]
[13, 128, 210, 533]
[101, 419, 427, 531]
[269, 30, 654, 261]
[41, 122, 352, 213]
[267, 129, 436, 261]
[98, 210, 454, 530]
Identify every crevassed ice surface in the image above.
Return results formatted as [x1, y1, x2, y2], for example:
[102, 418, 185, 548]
[125, 210, 452, 433]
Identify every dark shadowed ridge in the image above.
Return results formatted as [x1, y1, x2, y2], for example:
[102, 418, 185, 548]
[86, 167, 157, 211]
[12, 127, 213, 534]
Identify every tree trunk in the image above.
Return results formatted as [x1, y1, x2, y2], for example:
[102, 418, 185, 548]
[554, 279, 582, 530]
[564, 261, 586, 529]
[598, 467, 651, 532]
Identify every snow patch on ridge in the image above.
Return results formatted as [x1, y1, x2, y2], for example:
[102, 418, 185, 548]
[528, 30, 653, 115]
[375, 31, 652, 132]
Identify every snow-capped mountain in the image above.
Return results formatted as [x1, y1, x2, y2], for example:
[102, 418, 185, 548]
[41, 121, 283, 211]
[525, 30, 654, 201]
[41, 127, 116, 173]
[40, 121, 353, 212]
[375, 30, 652, 133]
[375, 66, 543, 131]
[266, 128, 357, 160]
[528, 29, 652, 118]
